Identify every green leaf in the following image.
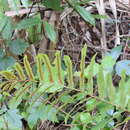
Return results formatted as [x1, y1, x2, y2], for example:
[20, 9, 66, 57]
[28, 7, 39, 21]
[21, 0, 29, 8]
[106, 73, 115, 102]
[39, 105, 58, 122]
[70, 126, 81, 130]
[97, 66, 106, 98]
[86, 98, 99, 111]
[77, 0, 95, 5]
[0, 12, 8, 31]
[0, 0, 9, 12]
[43, 21, 57, 44]
[92, 14, 107, 19]
[27, 15, 42, 43]
[16, 17, 41, 30]
[27, 109, 39, 129]
[101, 56, 116, 72]
[8, 0, 20, 12]
[60, 95, 73, 103]
[5, 109, 22, 129]
[116, 60, 130, 76]
[84, 63, 99, 78]
[107, 45, 122, 60]
[8, 39, 29, 55]
[0, 56, 16, 70]
[0, 48, 6, 58]
[74, 5, 95, 25]
[43, 0, 62, 11]
[91, 117, 111, 130]
[80, 113, 92, 124]
[0, 13, 13, 39]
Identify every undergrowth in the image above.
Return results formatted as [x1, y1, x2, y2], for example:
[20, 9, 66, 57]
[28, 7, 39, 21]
[0, 45, 130, 130]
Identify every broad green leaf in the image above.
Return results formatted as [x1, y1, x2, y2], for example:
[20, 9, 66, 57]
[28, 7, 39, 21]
[27, 14, 42, 43]
[97, 102, 113, 114]
[27, 108, 39, 129]
[16, 17, 41, 30]
[39, 105, 58, 122]
[60, 95, 73, 103]
[0, 48, 6, 58]
[2, 18, 13, 39]
[80, 113, 92, 124]
[116, 60, 130, 76]
[0, 12, 8, 31]
[70, 126, 80, 130]
[8, 39, 29, 55]
[0, 13, 13, 39]
[8, 0, 20, 12]
[84, 63, 99, 78]
[101, 56, 116, 72]
[0, 56, 16, 70]
[106, 73, 115, 102]
[75, 92, 87, 101]
[0, 0, 9, 12]
[43, 21, 57, 44]
[107, 45, 122, 60]
[97, 66, 106, 98]
[86, 98, 99, 111]
[43, 0, 62, 11]
[21, 0, 29, 8]
[74, 5, 95, 25]
[5, 109, 22, 129]
[0, 117, 5, 129]
[91, 117, 112, 130]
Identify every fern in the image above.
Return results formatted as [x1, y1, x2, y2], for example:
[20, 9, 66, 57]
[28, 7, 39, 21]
[0, 45, 130, 129]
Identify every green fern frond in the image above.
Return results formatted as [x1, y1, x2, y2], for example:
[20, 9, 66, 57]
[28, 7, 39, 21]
[23, 55, 35, 81]
[55, 51, 63, 84]
[64, 55, 74, 87]
[41, 54, 54, 83]
[14, 63, 26, 80]
[0, 71, 17, 80]
[80, 44, 87, 90]
[36, 54, 44, 81]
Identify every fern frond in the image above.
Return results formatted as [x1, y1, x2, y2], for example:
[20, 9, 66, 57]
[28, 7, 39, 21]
[55, 51, 63, 84]
[36, 54, 44, 81]
[41, 54, 54, 83]
[0, 71, 17, 80]
[64, 55, 74, 87]
[80, 44, 87, 90]
[86, 54, 96, 95]
[106, 73, 115, 102]
[23, 55, 35, 81]
[14, 63, 26, 80]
